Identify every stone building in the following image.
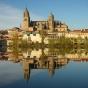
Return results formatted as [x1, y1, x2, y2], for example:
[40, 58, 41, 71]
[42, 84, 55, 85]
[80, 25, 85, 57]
[21, 8, 68, 33]
[6, 8, 88, 45]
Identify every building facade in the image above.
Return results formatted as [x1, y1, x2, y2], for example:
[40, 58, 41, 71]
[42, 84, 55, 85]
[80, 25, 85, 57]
[6, 8, 88, 45]
[21, 8, 68, 33]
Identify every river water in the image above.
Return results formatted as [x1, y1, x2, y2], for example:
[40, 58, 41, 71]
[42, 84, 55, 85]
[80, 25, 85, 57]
[0, 47, 88, 88]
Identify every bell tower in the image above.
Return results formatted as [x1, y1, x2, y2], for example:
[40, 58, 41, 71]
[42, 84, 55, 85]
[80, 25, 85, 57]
[21, 8, 30, 31]
[48, 12, 54, 32]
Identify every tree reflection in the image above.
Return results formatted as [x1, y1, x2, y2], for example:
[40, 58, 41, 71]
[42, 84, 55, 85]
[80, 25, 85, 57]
[1, 46, 88, 80]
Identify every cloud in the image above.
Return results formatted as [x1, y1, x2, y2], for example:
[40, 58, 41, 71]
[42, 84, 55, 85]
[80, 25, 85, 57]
[0, 4, 23, 29]
[0, 3, 44, 30]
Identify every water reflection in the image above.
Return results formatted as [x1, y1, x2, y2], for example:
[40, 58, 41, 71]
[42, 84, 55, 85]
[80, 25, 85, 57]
[1, 47, 88, 82]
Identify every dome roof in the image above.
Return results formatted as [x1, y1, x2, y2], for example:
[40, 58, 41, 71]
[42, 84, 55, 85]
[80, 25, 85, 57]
[49, 12, 54, 18]
[48, 12, 54, 20]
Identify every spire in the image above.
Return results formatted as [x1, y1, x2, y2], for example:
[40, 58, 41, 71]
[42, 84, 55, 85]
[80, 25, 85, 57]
[24, 8, 30, 17]
[21, 8, 30, 30]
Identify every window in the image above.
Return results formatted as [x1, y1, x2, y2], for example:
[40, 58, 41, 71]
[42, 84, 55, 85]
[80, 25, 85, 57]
[24, 19, 27, 21]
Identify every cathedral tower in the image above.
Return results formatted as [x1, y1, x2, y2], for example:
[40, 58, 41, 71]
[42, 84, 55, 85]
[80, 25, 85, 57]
[23, 60, 30, 81]
[48, 13, 54, 32]
[21, 8, 30, 31]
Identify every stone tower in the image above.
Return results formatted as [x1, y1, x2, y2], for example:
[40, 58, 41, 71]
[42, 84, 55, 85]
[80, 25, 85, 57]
[21, 8, 30, 31]
[23, 60, 30, 80]
[48, 13, 54, 32]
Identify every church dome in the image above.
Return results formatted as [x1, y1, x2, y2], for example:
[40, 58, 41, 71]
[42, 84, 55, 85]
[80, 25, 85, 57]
[49, 12, 54, 18]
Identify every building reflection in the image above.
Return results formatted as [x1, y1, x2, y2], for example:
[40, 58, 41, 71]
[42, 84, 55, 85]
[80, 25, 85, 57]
[1, 47, 88, 80]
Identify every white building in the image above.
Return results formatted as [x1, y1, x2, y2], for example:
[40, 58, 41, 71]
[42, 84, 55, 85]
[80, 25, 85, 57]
[22, 32, 42, 43]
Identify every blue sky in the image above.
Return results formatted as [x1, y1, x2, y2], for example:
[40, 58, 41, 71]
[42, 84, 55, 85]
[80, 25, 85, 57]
[0, 0, 88, 30]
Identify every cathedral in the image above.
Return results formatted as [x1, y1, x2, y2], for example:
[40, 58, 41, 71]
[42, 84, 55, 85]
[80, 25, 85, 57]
[7, 8, 88, 45]
[21, 8, 69, 33]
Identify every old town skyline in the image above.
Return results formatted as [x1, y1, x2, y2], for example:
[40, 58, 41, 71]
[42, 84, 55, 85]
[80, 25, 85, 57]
[0, 0, 88, 29]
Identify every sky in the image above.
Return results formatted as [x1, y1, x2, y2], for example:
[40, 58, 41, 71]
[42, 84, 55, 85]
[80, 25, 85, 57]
[0, 0, 88, 30]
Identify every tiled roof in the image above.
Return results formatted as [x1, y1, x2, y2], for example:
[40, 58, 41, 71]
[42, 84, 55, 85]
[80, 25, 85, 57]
[72, 29, 88, 33]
